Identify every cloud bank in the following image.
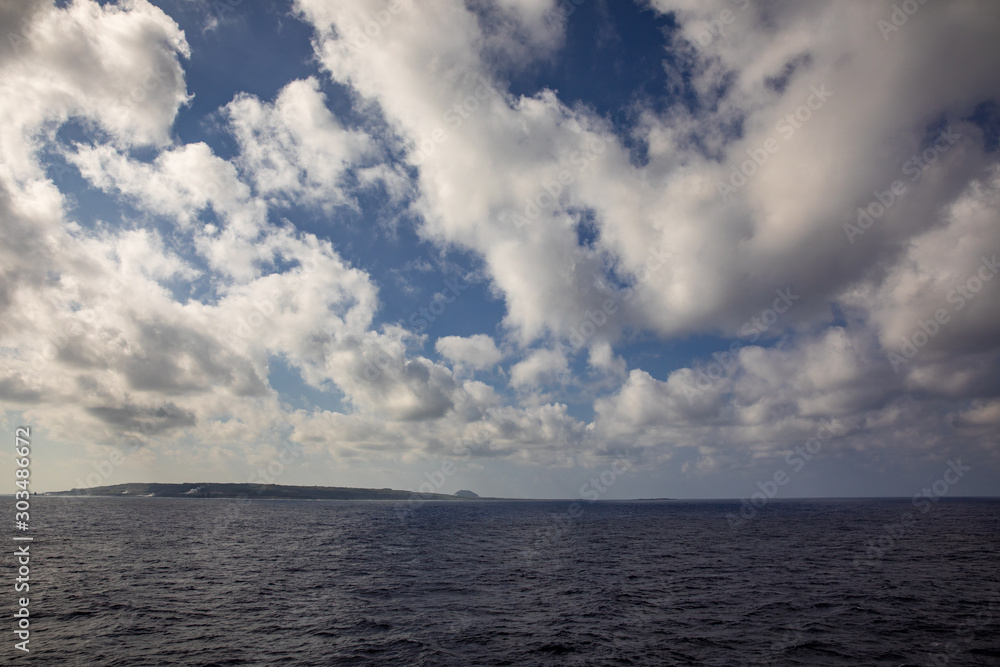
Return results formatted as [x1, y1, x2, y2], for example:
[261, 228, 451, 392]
[1, 0, 998, 496]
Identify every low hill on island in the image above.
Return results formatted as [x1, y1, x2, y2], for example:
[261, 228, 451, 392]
[49, 482, 481, 501]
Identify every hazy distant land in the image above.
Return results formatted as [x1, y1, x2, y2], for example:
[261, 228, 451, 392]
[49, 482, 482, 501]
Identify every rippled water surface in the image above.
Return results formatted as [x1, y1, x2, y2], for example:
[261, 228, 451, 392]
[11, 497, 1000, 665]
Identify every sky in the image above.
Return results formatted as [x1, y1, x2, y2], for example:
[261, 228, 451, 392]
[1, 0, 999, 499]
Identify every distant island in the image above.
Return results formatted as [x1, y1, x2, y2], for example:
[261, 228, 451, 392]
[49, 482, 484, 501]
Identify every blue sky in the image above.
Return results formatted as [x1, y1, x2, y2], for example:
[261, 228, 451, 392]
[2, 0, 999, 499]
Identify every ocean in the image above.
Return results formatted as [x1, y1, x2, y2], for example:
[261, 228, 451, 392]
[11, 496, 1000, 665]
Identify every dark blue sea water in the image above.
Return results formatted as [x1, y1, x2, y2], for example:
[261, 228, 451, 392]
[6, 497, 1000, 665]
